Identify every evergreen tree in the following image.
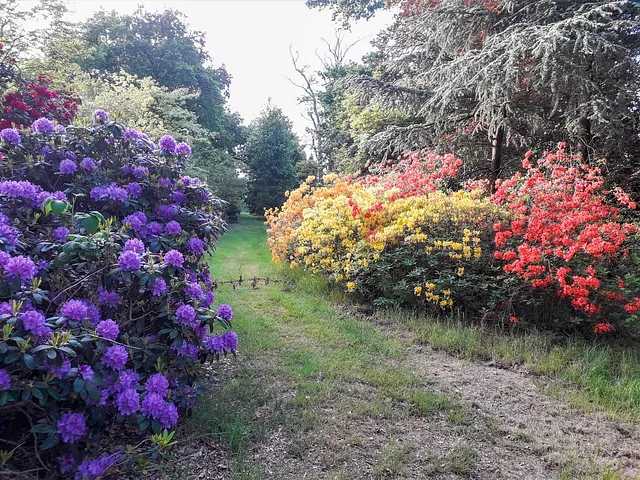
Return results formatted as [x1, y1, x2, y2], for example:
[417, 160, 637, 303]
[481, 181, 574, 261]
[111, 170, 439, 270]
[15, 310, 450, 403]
[244, 105, 304, 214]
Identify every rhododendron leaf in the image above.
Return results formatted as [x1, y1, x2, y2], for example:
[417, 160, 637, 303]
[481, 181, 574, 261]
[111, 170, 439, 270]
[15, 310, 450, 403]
[22, 354, 34, 369]
[139, 418, 150, 431]
[31, 388, 43, 400]
[40, 434, 58, 451]
[80, 215, 100, 234]
[86, 382, 101, 403]
[73, 377, 85, 393]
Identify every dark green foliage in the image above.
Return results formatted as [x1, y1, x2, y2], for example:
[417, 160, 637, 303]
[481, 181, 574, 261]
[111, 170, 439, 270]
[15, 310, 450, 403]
[244, 105, 304, 215]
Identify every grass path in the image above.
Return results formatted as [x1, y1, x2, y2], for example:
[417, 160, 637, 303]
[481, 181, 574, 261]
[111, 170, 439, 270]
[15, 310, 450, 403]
[168, 215, 639, 480]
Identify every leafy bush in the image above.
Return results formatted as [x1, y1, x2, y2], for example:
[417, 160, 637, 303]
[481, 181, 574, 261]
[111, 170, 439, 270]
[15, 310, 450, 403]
[0, 111, 238, 477]
[267, 147, 640, 336]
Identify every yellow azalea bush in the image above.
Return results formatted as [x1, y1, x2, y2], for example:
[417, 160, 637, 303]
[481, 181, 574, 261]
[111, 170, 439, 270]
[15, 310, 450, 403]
[266, 154, 508, 309]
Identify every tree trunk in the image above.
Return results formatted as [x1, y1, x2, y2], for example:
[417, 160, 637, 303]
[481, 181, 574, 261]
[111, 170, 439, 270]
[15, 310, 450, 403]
[489, 125, 504, 194]
[577, 116, 592, 161]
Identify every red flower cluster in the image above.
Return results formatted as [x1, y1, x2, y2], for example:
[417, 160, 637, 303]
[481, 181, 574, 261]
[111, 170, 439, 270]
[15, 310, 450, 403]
[492, 145, 638, 325]
[363, 151, 463, 198]
[0, 47, 79, 130]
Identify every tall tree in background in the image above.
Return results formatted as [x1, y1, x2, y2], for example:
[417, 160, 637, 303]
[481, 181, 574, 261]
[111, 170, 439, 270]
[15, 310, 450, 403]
[244, 105, 304, 214]
[307, 0, 640, 192]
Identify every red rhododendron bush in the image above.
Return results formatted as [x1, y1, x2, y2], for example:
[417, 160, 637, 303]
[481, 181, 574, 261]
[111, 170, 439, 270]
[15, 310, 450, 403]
[268, 145, 640, 337]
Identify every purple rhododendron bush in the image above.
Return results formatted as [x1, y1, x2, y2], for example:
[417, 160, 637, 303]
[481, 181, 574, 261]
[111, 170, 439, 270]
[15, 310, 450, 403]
[0, 111, 238, 478]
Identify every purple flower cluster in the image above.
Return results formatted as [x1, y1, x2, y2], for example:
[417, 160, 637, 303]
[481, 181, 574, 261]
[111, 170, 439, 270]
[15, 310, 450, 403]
[133, 165, 149, 178]
[187, 237, 205, 255]
[151, 278, 168, 296]
[52, 226, 70, 243]
[123, 128, 139, 141]
[56, 412, 86, 444]
[165, 220, 182, 235]
[124, 238, 145, 253]
[0, 369, 10, 390]
[90, 183, 128, 203]
[97, 286, 120, 308]
[31, 117, 54, 134]
[75, 453, 121, 480]
[0, 127, 20, 144]
[159, 134, 177, 152]
[116, 388, 140, 415]
[20, 310, 52, 340]
[96, 319, 119, 340]
[176, 304, 198, 328]
[78, 364, 94, 381]
[46, 358, 71, 379]
[60, 299, 88, 321]
[125, 182, 142, 198]
[158, 177, 172, 188]
[118, 250, 141, 271]
[81, 157, 97, 172]
[93, 109, 109, 123]
[58, 158, 77, 175]
[217, 304, 233, 321]
[175, 142, 192, 157]
[123, 212, 147, 232]
[164, 249, 184, 268]
[103, 345, 128, 371]
[4, 256, 37, 284]
[145, 373, 169, 397]
[0, 180, 40, 202]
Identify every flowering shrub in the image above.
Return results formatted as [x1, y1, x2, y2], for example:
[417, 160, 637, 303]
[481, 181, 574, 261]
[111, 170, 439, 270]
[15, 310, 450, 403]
[0, 110, 237, 477]
[267, 151, 504, 308]
[0, 45, 79, 131]
[268, 147, 640, 335]
[492, 144, 640, 331]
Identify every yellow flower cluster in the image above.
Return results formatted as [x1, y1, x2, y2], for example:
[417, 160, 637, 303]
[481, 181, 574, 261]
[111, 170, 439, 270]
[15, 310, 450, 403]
[266, 174, 503, 302]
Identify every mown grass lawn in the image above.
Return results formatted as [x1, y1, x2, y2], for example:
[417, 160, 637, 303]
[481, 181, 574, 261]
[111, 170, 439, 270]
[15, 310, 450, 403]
[178, 214, 639, 479]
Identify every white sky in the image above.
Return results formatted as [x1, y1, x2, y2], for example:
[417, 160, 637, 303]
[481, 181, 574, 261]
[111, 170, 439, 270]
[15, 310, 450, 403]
[52, 0, 393, 148]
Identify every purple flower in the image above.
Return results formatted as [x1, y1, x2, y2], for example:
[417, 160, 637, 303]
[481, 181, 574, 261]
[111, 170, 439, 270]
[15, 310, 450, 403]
[115, 369, 140, 392]
[202, 290, 215, 308]
[46, 358, 71, 379]
[0, 223, 20, 246]
[204, 335, 224, 354]
[58, 159, 77, 175]
[0, 369, 10, 390]
[151, 278, 168, 296]
[81, 157, 97, 172]
[123, 128, 139, 141]
[164, 250, 184, 268]
[125, 182, 142, 198]
[141, 392, 165, 419]
[132, 166, 149, 178]
[158, 402, 179, 428]
[121, 164, 134, 175]
[97, 286, 120, 308]
[59, 453, 75, 474]
[119, 250, 141, 271]
[170, 190, 186, 205]
[176, 304, 198, 328]
[0, 128, 20, 145]
[37, 190, 67, 207]
[75, 454, 120, 480]
[147, 221, 163, 236]
[145, 373, 169, 397]
[222, 331, 238, 351]
[90, 183, 128, 203]
[93, 109, 109, 123]
[103, 345, 128, 371]
[116, 388, 139, 415]
[4, 256, 37, 284]
[217, 304, 233, 321]
[175, 142, 192, 157]
[78, 364, 94, 381]
[60, 299, 88, 321]
[165, 220, 182, 235]
[172, 341, 198, 357]
[31, 117, 54, 134]
[52, 226, 70, 243]
[57, 412, 86, 444]
[124, 238, 145, 253]
[185, 283, 204, 301]
[55, 124, 67, 134]
[0, 180, 40, 202]
[156, 203, 179, 221]
[85, 302, 101, 325]
[187, 237, 205, 255]
[123, 212, 147, 232]
[96, 319, 119, 341]
[159, 134, 177, 152]
[19, 310, 52, 340]
[158, 177, 172, 188]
